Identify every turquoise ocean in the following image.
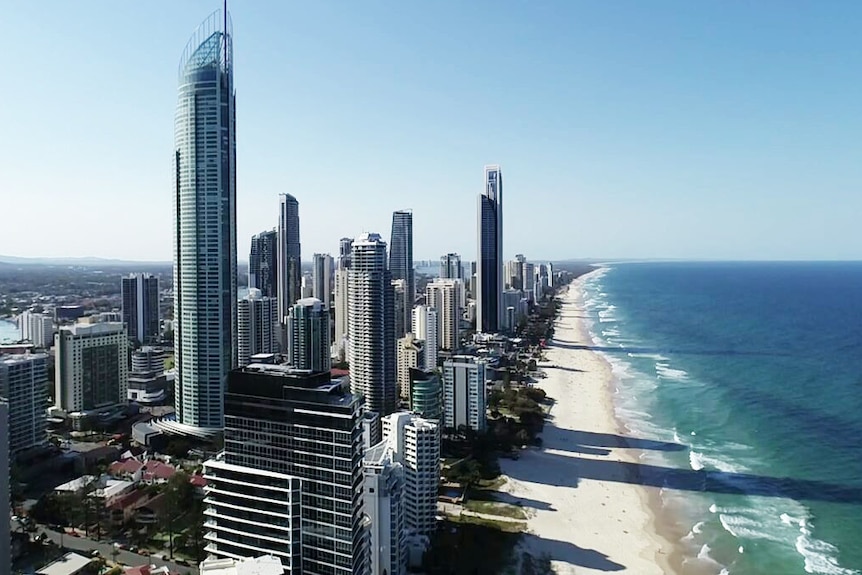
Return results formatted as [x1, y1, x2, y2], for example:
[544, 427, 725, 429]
[580, 262, 862, 575]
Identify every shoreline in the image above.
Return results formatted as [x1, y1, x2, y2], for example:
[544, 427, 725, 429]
[496, 271, 680, 574]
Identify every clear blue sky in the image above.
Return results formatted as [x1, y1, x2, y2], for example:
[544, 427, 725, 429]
[2, 1, 861, 262]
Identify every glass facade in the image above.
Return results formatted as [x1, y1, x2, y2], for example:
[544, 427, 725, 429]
[173, 10, 237, 430]
[389, 210, 414, 336]
[477, 166, 503, 334]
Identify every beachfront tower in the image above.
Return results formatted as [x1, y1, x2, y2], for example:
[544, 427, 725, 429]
[477, 165, 503, 334]
[173, 10, 237, 431]
[278, 194, 302, 324]
[349, 233, 397, 417]
[389, 210, 414, 336]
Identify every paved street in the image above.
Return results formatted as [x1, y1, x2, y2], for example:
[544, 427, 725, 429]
[40, 527, 198, 574]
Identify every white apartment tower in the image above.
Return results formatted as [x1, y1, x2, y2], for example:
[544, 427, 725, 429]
[411, 306, 438, 371]
[18, 311, 54, 348]
[349, 233, 397, 416]
[382, 412, 440, 536]
[286, 297, 331, 372]
[237, 289, 279, 367]
[442, 356, 487, 432]
[396, 334, 425, 400]
[0, 354, 49, 455]
[425, 279, 462, 352]
[364, 441, 406, 575]
[55, 322, 129, 413]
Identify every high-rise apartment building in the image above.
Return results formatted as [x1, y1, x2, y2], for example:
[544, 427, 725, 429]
[312, 253, 333, 309]
[173, 11, 237, 430]
[408, 368, 442, 421]
[0, 401, 9, 570]
[364, 441, 406, 575]
[237, 289, 279, 367]
[333, 239, 353, 361]
[121, 273, 160, 345]
[411, 306, 438, 371]
[439, 253, 463, 281]
[203, 362, 367, 575]
[396, 334, 424, 400]
[277, 193, 302, 322]
[286, 298, 331, 372]
[391, 279, 407, 340]
[18, 311, 54, 348]
[382, 412, 440, 536]
[55, 322, 129, 414]
[477, 165, 503, 334]
[0, 354, 48, 455]
[349, 233, 396, 417]
[249, 229, 278, 298]
[425, 279, 461, 352]
[389, 210, 414, 336]
[442, 356, 487, 432]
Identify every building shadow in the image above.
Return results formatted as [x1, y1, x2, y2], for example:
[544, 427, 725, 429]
[520, 533, 625, 572]
[544, 364, 585, 374]
[489, 491, 556, 511]
[506, 450, 862, 505]
[552, 428, 686, 452]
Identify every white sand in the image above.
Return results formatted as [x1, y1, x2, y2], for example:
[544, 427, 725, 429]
[497, 275, 676, 574]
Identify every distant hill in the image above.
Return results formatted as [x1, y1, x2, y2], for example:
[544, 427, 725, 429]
[0, 255, 172, 267]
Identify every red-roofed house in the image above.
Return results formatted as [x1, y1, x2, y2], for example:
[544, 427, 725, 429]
[109, 459, 176, 485]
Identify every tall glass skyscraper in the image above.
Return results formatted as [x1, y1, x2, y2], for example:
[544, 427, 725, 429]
[248, 229, 278, 298]
[389, 209, 414, 336]
[173, 10, 237, 431]
[349, 233, 397, 417]
[477, 165, 503, 334]
[278, 193, 302, 323]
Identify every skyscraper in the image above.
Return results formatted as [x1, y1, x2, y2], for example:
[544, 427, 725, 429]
[55, 322, 129, 414]
[278, 193, 302, 322]
[391, 279, 407, 340]
[477, 165, 503, 334]
[312, 253, 333, 309]
[237, 289, 279, 367]
[425, 279, 461, 352]
[0, 401, 8, 570]
[203, 363, 367, 575]
[173, 10, 237, 430]
[442, 356, 488, 432]
[121, 273, 160, 345]
[349, 233, 396, 417]
[408, 368, 442, 421]
[0, 354, 49, 455]
[382, 412, 440, 536]
[439, 253, 463, 281]
[411, 305, 438, 371]
[389, 210, 414, 336]
[333, 239, 353, 361]
[364, 441, 406, 575]
[286, 297, 331, 372]
[397, 333, 425, 400]
[249, 229, 278, 298]
[17, 311, 54, 348]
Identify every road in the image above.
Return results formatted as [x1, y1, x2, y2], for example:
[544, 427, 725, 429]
[40, 527, 198, 574]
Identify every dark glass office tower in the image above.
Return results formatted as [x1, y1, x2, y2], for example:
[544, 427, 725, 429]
[203, 362, 367, 575]
[389, 209, 414, 337]
[249, 229, 278, 298]
[477, 165, 503, 334]
[121, 273, 160, 345]
[278, 194, 302, 321]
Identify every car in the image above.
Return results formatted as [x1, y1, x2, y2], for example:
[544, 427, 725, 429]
[176, 559, 190, 567]
[129, 546, 138, 553]
[90, 550, 101, 558]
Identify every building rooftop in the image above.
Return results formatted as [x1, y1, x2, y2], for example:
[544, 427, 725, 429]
[199, 555, 284, 575]
[36, 552, 93, 575]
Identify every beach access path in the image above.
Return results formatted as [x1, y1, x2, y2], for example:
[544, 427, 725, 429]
[496, 277, 676, 574]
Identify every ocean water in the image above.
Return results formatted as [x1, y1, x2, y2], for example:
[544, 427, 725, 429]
[579, 262, 862, 575]
[0, 318, 18, 343]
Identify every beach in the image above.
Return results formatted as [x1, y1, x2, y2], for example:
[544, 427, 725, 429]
[496, 273, 678, 574]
